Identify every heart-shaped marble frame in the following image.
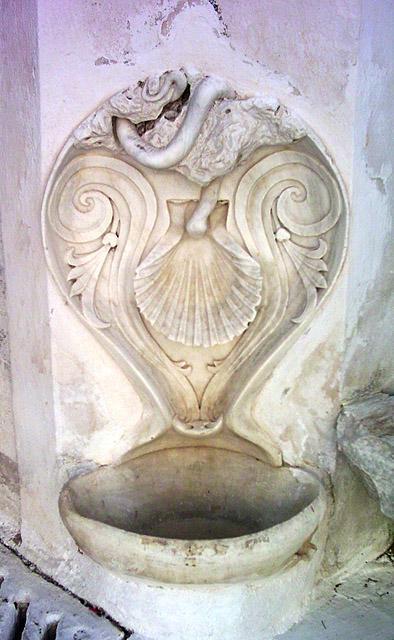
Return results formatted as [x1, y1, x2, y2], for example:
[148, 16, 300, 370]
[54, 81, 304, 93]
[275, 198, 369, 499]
[42, 74, 348, 465]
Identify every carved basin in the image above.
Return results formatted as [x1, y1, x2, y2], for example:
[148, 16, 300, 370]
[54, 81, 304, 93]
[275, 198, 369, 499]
[44, 67, 346, 638]
[59, 446, 326, 584]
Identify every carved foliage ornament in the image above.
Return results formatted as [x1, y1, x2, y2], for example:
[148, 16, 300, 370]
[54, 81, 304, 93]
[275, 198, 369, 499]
[43, 69, 347, 463]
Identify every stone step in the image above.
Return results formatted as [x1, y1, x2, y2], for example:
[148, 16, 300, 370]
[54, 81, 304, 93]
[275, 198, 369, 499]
[337, 393, 394, 519]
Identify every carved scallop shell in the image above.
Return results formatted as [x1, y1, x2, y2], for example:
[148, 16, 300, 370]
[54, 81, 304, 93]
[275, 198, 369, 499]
[134, 226, 263, 348]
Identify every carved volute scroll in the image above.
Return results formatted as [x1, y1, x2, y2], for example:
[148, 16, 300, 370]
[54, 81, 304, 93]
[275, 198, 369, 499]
[43, 68, 347, 464]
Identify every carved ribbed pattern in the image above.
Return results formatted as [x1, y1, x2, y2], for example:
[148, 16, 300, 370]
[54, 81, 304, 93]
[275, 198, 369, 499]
[134, 229, 263, 348]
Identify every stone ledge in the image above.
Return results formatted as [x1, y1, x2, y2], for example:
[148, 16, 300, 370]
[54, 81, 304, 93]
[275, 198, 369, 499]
[337, 393, 394, 519]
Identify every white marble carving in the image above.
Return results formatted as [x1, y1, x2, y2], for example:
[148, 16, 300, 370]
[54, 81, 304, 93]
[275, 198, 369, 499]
[133, 200, 263, 347]
[43, 70, 347, 461]
[74, 69, 305, 185]
[42, 72, 348, 616]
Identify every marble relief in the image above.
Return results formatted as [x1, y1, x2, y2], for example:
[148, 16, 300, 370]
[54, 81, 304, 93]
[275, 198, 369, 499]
[43, 68, 346, 461]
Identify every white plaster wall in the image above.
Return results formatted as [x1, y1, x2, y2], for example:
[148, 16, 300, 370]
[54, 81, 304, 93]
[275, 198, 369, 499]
[0, 0, 41, 539]
[0, 2, 19, 522]
[343, 0, 394, 397]
[0, 230, 15, 462]
[0, 224, 19, 538]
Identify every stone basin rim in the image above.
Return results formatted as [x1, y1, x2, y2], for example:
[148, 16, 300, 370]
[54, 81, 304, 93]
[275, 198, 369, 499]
[59, 447, 327, 583]
[60, 447, 323, 537]
[60, 486, 324, 547]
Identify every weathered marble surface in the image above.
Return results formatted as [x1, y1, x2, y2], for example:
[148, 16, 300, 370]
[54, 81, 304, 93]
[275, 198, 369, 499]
[338, 394, 394, 519]
[59, 446, 326, 583]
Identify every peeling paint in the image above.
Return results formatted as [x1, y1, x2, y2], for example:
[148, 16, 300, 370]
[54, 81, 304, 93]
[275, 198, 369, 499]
[207, 0, 229, 37]
[94, 56, 118, 66]
[160, 0, 205, 38]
